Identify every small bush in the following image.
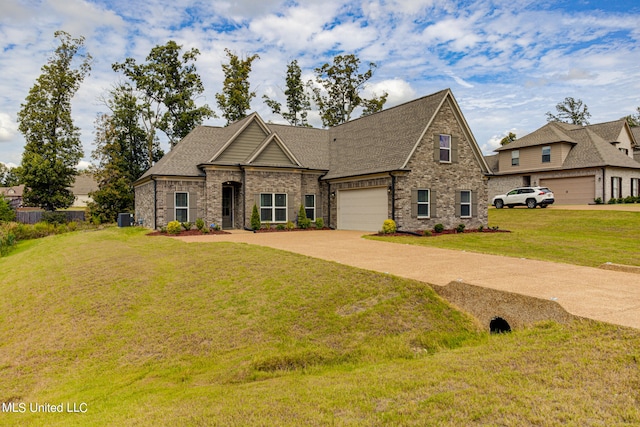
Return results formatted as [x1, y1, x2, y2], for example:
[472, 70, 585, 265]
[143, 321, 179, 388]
[201, 227, 209, 234]
[0, 197, 16, 222]
[276, 224, 285, 230]
[195, 218, 205, 231]
[623, 196, 635, 204]
[423, 230, 432, 236]
[478, 225, 484, 232]
[210, 223, 221, 231]
[297, 204, 309, 229]
[286, 221, 295, 230]
[594, 197, 603, 205]
[250, 204, 261, 230]
[181, 222, 192, 231]
[167, 221, 182, 235]
[456, 224, 466, 233]
[42, 211, 68, 224]
[607, 198, 617, 204]
[381, 219, 397, 234]
[315, 217, 324, 229]
[434, 223, 445, 233]
[68, 221, 78, 232]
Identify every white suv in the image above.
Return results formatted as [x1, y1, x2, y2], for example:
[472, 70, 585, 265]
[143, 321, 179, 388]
[492, 187, 555, 209]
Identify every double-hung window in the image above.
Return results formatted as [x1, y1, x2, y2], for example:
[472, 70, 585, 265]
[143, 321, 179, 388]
[459, 190, 472, 218]
[439, 135, 451, 163]
[175, 192, 189, 222]
[417, 189, 430, 218]
[632, 178, 640, 197]
[542, 146, 551, 163]
[304, 194, 315, 220]
[511, 150, 519, 166]
[260, 193, 287, 222]
[611, 177, 622, 199]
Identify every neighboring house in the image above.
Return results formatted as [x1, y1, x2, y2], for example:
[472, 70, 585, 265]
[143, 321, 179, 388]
[0, 184, 24, 209]
[70, 173, 98, 208]
[632, 127, 640, 163]
[486, 120, 640, 204]
[134, 89, 491, 231]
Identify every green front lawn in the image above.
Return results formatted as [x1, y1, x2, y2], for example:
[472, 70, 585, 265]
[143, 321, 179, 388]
[368, 208, 640, 267]
[0, 227, 638, 425]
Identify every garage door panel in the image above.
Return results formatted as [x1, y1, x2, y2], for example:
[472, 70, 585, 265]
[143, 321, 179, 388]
[540, 176, 595, 205]
[338, 187, 388, 231]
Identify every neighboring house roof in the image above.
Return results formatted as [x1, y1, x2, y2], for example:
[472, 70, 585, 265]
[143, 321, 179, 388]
[138, 88, 490, 183]
[70, 173, 98, 195]
[0, 184, 24, 198]
[493, 119, 640, 173]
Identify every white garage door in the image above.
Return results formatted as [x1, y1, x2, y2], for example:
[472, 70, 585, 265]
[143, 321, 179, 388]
[337, 187, 388, 231]
[540, 176, 595, 205]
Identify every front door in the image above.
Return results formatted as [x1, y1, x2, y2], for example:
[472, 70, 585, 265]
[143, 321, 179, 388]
[222, 186, 233, 229]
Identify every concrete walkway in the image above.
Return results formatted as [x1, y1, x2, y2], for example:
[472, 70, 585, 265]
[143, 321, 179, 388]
[178, 230, 640, 330]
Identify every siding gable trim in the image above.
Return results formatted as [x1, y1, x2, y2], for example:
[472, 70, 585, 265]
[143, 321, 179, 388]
[209, 113, 272, 162]
[247, 133, 302, 166]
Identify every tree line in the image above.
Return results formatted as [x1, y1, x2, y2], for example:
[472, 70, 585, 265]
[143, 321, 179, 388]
[9, 31, 388, 222]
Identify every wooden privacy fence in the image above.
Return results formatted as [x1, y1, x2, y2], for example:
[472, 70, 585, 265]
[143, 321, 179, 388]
[16, 210, 86, 224]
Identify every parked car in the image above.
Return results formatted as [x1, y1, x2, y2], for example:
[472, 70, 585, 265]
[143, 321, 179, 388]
[492, 187, 555, 209]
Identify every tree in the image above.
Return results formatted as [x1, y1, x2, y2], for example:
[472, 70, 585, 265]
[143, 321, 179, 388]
[88, 84, 162, 222]
[263, 60, 312, 126]
[623, 107, 640, 127]
[0, 195, 16, 222]
[113, 41, 213, 154]
[500, 132, 517, 146]
[17, 30, 92, 211]
[309, 54, 388, 127]
[545, 97, 591, 126]
[0, 163, 20, 186]
[216, 49, 260, 125]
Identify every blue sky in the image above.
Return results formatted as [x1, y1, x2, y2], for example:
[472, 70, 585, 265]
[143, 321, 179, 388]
[0, 0, 639, 168]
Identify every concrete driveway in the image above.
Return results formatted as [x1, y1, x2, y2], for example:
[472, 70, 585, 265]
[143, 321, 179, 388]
[179, 230, 640, 330]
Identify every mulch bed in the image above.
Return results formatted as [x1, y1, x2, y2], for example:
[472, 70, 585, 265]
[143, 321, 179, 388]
[254, 227, 332, 233]
[147, 229, 230, 237]
[376, 228, 511, 237]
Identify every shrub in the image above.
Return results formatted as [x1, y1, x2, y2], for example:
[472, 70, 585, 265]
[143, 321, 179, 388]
[381, 219, 397, 234]
[67, 221, 78, 232]
[608, 198, 618, 204]
[0, 229, 16, 256]
[42, 211, 68, 224]
[276, 224, 285, 230]
[423, 230, 432, 237]
[167, 221, 182, 235]
[297, 204, 308, 228]
[250, 204, 261, 230]
[434, 223, 445, 233]
[594, 197, 603, 205]
[202, 227, 209, 234]
[623, 196, 635, 204]
[478, 225, 484, 232]
[211, 223, 221, 231]
[456, 224, 466, 233]
[286, 221, 295, 230]
[195, 218, 205, 231]
[0, 197, 16, 222]
[315, 217, 324, 229]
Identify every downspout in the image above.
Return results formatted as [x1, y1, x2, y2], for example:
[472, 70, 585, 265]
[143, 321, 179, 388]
[328, 182, 332, 229]
[602, 167, 606, 201]
[241, 164, 246, 229]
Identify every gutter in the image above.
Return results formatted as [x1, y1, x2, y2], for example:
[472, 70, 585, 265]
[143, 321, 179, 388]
[152, 176, 157, 230]
[390, 172, 396, 222]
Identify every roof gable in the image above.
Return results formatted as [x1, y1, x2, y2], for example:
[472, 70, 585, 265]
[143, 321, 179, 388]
[211, 115, 269, 163]
[496, 122, 577, 152]
[248, 133, 301, 167]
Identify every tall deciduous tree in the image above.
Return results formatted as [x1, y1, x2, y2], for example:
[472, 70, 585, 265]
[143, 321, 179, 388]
[545, 97, 591, 126]
[88, 84, 162, 222]
[309, 54, 388, 127]
[216, 49, 260, 125]
[623, 107, 640, 127]
[113, 40, 213, 155]
[500, 132, 517, 146]
[17, 30, 92, 211]
[263, 60, 311, 127]
[0, 163, 20, 186]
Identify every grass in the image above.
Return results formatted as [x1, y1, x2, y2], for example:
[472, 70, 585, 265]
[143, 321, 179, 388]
[368, 208, 640, 267]
[0, 227, 639, 425]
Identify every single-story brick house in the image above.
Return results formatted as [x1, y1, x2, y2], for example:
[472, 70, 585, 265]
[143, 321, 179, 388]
[486, 120, 640, 204]
[134, 89, 491, 231]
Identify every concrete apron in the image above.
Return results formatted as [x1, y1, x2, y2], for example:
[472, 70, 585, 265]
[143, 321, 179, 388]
[177, 230, 640, 330]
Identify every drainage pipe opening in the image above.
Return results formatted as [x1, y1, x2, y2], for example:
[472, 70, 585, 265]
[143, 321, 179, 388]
[490, 317, 511, 334]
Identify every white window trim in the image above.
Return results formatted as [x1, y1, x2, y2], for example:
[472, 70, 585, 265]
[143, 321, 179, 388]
[439, 134, 452, 163]
[511, 150, 519, 166]
[175, 192, 189, 223]
[460, 190, 472, 218]
[417, 189, 430, 218]
[304, 194, 315, 221]
[542, 146, 551, 163]
[260, 193, 287, 223]
[632, 178, 639, 197]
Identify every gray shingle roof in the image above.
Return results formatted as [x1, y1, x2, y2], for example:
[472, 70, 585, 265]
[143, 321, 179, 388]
[136, 89, 486, 182]
[495, 122, 577, 151]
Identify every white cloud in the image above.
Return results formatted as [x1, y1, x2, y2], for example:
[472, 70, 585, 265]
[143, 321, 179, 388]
[0, 113, 17, 142]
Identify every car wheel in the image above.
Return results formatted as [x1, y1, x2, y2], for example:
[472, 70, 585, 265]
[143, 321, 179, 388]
[508, 205, 514, 208]
[541, 204, 548, 208]
[526, 199, 537, 209]
[495, 199, 504, 209]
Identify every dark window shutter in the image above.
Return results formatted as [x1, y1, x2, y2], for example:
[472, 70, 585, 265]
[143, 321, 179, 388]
[411, 189, 418, 218]
[451, 136, 459, 163]
[189, 192, 197, 222]
[455, 191, 461, 217]
[287, 194, 295, 222]
[166, 193, 175, 222]
[314, 195, 323, 219]
[430, 189, 437, 218]
[472, 191, 478, 217]
[433, 134, 440, 162]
